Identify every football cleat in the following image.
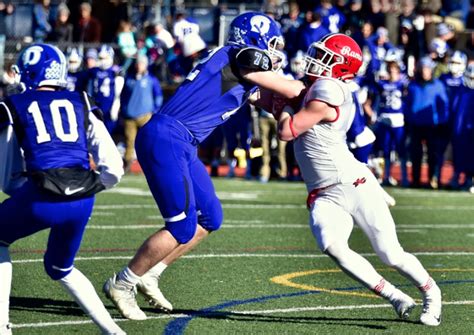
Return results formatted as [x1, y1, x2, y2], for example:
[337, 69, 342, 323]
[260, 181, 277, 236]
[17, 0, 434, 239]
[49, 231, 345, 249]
[420, 283, 442, 326]
[103, 274, 147, 320]
[391, 293, 416, 319]
[136, 273, 173, 312]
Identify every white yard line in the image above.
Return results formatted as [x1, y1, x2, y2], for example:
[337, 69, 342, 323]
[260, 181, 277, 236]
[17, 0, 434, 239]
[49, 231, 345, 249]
[85, 223, 474, 230]
[11, 251, 474, 264]
[12, 300, 474, 329]
[94, 203, 474, 211]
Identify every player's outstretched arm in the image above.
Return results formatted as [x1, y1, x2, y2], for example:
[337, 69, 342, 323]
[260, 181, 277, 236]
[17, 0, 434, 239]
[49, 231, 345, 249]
[234, 47, 305, 99]
[87, 111, 124, 188]
[243, 70, 305, 99]
[278, 100, 335, 141]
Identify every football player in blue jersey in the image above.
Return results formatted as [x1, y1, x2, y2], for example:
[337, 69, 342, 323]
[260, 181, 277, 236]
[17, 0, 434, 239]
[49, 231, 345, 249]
[0, 44, 125, 335]
[88, 45, 124, 135]
[65, 47, 88, 93]
[439, 51, 467, 188]
[451, 63, 474, 190]
[103, 12, 305, 320]
[367, 60, 409, 186]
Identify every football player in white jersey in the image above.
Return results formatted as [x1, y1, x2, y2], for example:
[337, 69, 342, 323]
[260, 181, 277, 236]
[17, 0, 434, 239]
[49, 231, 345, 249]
[273, 34, 442, 326]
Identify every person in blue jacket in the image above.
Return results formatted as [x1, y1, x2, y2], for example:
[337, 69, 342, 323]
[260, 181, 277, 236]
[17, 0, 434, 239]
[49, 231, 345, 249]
[405, 57, 449, 188]
[120, 55, 163, 171]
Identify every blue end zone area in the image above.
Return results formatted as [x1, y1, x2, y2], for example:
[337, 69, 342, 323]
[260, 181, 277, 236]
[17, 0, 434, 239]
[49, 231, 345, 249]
[164, 279, 474, 334]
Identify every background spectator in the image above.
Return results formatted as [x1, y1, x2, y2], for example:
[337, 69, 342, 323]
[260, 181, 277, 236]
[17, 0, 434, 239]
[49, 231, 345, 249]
[405, 57, 449, 188]
[314, 0, 345, 33]
[74, 2, 101, 42]
[116, 20, 137, 73]
[84, 48, 97, 69]
[120, 55, 162, 171]
[49, 3, 73, 42]
[32, 0, 52, 42]
[173, 9, 200, 45]
[280, 2, 303, 60]
[298, 11, 329, 54]
[0, 1, 13, 76]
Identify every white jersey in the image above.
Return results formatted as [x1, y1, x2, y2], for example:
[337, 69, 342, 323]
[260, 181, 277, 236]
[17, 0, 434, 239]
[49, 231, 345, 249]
[294, 77, 367, 191]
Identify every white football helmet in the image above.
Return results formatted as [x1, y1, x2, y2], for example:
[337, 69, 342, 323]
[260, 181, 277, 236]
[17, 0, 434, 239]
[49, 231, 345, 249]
[98, 45, 114, 70]
[463, 63, 474, 89]
[448, 51, 467, 77]
[67, 48, 82, 73]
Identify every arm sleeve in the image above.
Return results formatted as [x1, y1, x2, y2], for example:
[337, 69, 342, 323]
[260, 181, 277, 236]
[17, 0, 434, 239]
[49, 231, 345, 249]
[305, 78, 346, 107]
[87, 112, 124, 189]
[235, 47, 273, 72]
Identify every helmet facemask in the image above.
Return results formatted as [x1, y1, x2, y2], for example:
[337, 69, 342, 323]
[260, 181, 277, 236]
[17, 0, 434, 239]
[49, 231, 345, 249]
[448, 61, 466, 77]
[267, 36, 285, 71]
[304, 42, 344, 79]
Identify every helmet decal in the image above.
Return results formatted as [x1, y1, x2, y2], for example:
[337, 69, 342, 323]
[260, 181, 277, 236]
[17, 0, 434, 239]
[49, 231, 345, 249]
[250, 15, 271, 35]
[23, 46, 43, 66]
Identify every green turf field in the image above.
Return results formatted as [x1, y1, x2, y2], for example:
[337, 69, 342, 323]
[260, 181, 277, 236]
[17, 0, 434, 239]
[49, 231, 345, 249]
[3, 175, 474, 334]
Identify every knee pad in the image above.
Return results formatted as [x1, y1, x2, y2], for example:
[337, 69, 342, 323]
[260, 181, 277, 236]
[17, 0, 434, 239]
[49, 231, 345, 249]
[165, 210, 198, 244]
[377, 247, 405, 267]
[197, 197, 223, 232]
[43, 254, 73, 280]
[324, 242, 351, 265]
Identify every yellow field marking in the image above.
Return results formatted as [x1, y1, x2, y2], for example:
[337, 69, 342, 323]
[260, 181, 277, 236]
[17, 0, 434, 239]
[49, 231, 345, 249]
[271, 268, 474, 299]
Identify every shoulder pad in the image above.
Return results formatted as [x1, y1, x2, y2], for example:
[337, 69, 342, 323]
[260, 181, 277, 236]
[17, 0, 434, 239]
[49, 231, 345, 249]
[0, 100, 14, 130]
[82, 92, 104, 122]
[235, 47, 272, 72]
[305, 78, 349, 107]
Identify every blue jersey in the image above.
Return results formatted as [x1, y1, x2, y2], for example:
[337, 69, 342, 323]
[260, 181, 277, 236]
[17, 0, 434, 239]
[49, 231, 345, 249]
[314, 6, 345, 33]
[452, 84, 474, 135]
[66, 71, 88, 93]
[0, 90, 91, 172]
[439, 73, 463, 107]
[157, 45, 257, 143]
[89, 67, 118, 114]
[376, 79, 406, 114]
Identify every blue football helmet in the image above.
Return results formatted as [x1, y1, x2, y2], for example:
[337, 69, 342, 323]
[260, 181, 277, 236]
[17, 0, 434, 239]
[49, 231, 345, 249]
[16, 43, 68, 90]
[227, 12, 285, 69]
[98, 44, 115, 70]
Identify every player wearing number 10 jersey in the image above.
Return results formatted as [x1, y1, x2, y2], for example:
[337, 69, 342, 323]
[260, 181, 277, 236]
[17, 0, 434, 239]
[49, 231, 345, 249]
[103, 12, 305, 320]
[0, 44, 125, 334]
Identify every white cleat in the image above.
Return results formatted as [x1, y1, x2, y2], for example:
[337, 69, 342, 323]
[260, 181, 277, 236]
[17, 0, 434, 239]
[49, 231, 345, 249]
[103, 274, 147, 321]
[391, 293, 416, 319]
[137, 273, 173, 312]
[0, 323, 12, 335]
[420, 284, 442, 326]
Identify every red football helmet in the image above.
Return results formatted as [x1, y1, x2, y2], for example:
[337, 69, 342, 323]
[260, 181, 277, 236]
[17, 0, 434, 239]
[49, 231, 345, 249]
[304, 33, 363, 81]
